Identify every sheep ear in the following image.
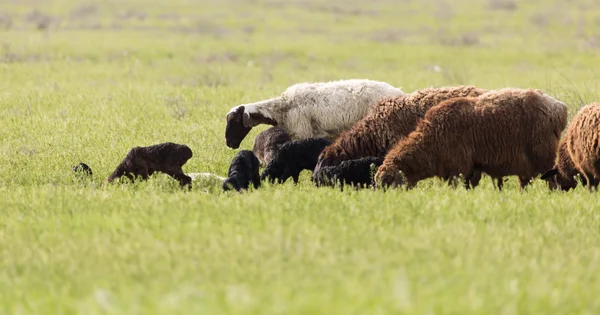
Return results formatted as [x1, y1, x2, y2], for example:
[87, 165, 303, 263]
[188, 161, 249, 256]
[540, 168, 558, 180]
[241, 107, 254, 127]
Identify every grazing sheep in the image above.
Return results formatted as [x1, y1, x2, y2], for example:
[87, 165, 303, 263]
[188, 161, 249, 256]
[225, 79, 404, 149]
[313, 86, 487, 178]
[541, 102, 600, 191]
[222, 150, 261, 192]
[374, 88, 568, 190]
[72, 162, 93, 176]
[105, 142, 193, 188]
[260, 137, 332, 184]
[313, 156, 384, 190]
[252, 126, 291, 166]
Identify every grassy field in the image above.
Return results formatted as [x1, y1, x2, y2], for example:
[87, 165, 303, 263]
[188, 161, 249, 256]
[2, 0, 600, 314]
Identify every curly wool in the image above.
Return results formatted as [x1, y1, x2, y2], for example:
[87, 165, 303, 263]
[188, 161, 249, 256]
[260, 137, 332, 184]
[105, 142, 193, 188]
[542, 103, 600, 191]
[223, 150, 261, 192]
[375, 88, 568, 189]
[313, 156, 384, 190]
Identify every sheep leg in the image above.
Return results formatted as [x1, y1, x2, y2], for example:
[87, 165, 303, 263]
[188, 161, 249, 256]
[518, 176, 532, 190]
[446, 176, 459, 189]
[583, 173, 599, 192]
[281, 167, 300, 184]
[465, 171, 482, 190]
[589, 178, 600, 192]
[165, 168, 192, 189]
[578, 174, 588, 186]
[252, 171, 261, 189]
[494, 177, 504, 191]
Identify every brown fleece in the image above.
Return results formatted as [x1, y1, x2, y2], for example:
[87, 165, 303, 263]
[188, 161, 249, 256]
[313, 86, 488, 177]
[544, 103, 600, 191]
[375, 88, 568, 190]
[252, 126, 291, 166]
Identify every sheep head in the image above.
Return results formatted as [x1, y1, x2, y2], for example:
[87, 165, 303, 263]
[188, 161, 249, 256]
[225, 106, 253, 149]
[312, 146, 348, 180]
[222, 177, 243, 192]
[312, 166, 335, 187]
[540, 167, 578, 191]
[373, 165, 407, 190]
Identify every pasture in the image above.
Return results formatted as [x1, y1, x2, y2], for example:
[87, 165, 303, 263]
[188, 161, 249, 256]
[2, 0, 600, 313]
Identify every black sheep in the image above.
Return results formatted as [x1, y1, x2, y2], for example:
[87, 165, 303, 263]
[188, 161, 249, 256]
[222, 150, 261, 192]
[72, 162, 93, 176]
[260, 137, 332, 184]
[105, 142, 193, 188]
[313, 156, 384, 190]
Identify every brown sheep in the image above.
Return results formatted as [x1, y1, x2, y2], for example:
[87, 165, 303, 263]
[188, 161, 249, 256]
[252, 126, 291, 166]
[541, 103, 600, 191]
[374, 88, 568, 190]
[105, 142, 193, 189]
[312, 86, 488, 185]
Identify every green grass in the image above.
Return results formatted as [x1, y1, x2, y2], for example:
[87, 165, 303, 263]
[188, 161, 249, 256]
[2, 0, 600, 314]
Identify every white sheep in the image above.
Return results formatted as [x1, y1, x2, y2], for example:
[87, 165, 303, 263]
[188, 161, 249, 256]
[224, 79, 404, 149]
[187, 172, 227, 181]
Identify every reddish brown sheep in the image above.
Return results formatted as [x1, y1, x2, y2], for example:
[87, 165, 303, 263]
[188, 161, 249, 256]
[541, 103, 600, 191]
[312, 86, 488, 184]
[374, 88, 568, 190]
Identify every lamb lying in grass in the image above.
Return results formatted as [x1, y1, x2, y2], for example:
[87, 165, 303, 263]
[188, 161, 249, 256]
[187, 172, 227, 182]
[222, 150, 261, 192]
[72, 162, 93, 176]
[313, 156, 384, 190]
[260, 137, 332, 184]
[104, 142, 193, 189]
[252, 126, 291, 166]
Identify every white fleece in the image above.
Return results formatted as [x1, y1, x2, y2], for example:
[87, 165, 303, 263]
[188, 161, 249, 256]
[229, 79, 404, 140]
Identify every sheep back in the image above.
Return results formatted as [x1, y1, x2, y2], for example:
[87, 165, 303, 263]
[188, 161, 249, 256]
[277, 79, 404, 140]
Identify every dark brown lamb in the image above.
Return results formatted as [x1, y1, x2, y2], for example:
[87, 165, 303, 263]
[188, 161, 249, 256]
[252, 126, 291, 166]
[104, 142, 193, 188]
[541, 102, 600, 191]
[374, 88, 568, 190]
[313, 86, 488, 179]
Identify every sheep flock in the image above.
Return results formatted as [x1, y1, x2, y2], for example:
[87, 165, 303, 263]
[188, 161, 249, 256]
[74, 79, 600, 193]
